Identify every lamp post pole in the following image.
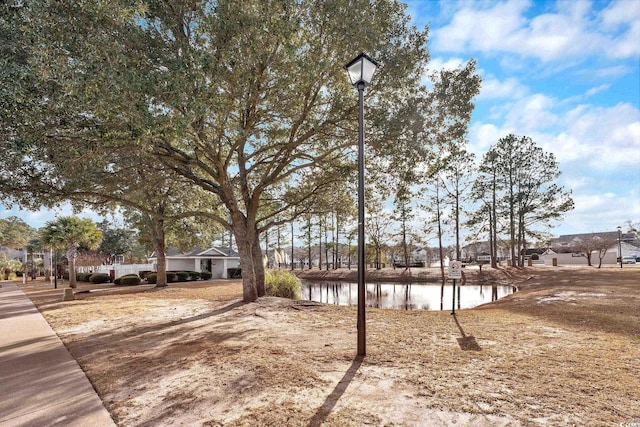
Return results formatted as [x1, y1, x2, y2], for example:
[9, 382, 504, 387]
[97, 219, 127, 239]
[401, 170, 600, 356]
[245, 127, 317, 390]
[618, 226, 622, 269]
[357, 80, 366, 356]
[345, 52, 380, 357]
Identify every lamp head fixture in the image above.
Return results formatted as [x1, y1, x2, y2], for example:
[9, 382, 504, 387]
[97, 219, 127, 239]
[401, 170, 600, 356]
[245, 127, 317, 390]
[344, 52, 381, 86]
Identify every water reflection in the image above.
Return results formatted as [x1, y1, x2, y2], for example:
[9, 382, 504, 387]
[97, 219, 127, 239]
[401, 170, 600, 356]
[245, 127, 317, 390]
[300, 281, 515, 311]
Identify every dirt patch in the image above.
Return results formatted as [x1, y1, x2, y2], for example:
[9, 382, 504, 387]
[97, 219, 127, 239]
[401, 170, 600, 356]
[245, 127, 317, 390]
[19, 266, 640, 426]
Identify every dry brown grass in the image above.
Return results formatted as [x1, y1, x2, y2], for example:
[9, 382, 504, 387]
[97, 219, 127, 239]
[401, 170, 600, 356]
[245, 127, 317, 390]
[20, 266, 640, 426]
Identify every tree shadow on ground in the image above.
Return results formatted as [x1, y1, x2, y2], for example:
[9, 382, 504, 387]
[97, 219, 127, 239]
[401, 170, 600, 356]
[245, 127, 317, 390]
[308, 356, 363, 426]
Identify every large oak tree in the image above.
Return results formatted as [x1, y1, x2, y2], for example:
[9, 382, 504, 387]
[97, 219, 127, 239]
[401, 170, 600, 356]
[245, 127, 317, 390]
[2, 0, 480, 301]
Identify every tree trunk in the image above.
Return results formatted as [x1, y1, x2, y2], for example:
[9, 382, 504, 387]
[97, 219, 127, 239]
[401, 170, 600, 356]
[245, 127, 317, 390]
[435, 182, 446, 286]
[67, 247, 77, 288]
[152, 218, 167, 287]
[291, 221, 295, 271]
[236, 238, 258, 302]
[318, 217, 322, 270]
[231, 222, 265, 302]
[251, 237, 266, 297]
[307, 218, 312, 269]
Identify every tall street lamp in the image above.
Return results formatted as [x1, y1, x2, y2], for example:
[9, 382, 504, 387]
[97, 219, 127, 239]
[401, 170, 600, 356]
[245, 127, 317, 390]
[344, 52, 380, 357]
[617, 226, 622, 269]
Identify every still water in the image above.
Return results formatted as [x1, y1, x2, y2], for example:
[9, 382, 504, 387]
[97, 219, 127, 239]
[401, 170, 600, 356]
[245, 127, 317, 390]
[300, 281, 516, 311]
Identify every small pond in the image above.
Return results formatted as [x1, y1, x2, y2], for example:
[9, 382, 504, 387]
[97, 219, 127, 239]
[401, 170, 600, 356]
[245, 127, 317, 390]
[300, 281, 516, 311]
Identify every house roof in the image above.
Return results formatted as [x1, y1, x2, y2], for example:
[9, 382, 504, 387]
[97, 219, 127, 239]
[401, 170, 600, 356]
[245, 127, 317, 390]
[551, 231, 640, 248]
[551, 231, 620, 245]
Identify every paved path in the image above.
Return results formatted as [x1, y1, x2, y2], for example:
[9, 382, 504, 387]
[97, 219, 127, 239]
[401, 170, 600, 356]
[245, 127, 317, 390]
[0, 282, 116, 427]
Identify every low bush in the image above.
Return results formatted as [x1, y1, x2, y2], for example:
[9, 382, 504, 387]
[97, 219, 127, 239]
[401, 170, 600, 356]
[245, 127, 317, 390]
[120, 275, 141, 286]
[200, 271, 212, 280]
[176, 271, 189, 282]
[89, 273, 110, 284]
[77, 273, 93, 282]
[264, 269, 300, 300]
[139, 270, 152, 280]
[146, 272, 178, 284]
[189, 271, 201, 280]
[114, 274, 141, 286]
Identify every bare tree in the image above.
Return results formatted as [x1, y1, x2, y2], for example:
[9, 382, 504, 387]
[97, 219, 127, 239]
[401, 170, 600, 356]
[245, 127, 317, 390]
[571, 234, 619, 268]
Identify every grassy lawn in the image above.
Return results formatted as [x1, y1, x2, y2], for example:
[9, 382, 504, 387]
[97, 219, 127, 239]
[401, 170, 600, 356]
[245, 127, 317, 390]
[19, 266, 640, 426]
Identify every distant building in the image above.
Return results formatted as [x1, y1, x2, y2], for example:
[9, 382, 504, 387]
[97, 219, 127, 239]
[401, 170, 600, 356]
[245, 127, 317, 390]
[148, 246, 240, 279]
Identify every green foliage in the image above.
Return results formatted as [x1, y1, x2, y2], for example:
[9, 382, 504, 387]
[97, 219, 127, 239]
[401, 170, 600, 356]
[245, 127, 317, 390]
[89, 273, 110, 284]
[77, 272, 93, 282]
[264, 270, 300, 300]
[0, 216, 36, 249]
[200, 271, 212, 280]
[97, 220, 140, 263]
[117, 275, 141, 286]
[146, 272, 177, 284]
[176, 271, 189, 282]
[1, 0, 486, 302]
[471, 134, 574, 266]
[40, 216, 103, 252]
[189, 271, 201, 280]
[0, 255, 23, 279]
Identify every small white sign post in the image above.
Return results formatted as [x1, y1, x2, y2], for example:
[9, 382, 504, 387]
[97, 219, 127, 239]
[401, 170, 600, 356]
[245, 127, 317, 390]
[448, 260, 463, 314]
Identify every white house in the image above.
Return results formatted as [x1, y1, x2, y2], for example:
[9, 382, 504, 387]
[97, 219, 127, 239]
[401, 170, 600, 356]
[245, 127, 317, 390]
[148, 247, 241, 279]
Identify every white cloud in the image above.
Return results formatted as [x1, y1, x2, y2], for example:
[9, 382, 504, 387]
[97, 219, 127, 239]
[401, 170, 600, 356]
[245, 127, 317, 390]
[478, 76, 529, 100]
[559, 188, 640, 235]
[467, 122, 515, 158]
[434, 0, 529, 53]
[503, 93, 559, 132]
[590, 65, 632, 78]
[432, 0, 640, 61]
[584, 84, 611, 97]
[553, 102, 640, 168]
[470, 89, 640, 171]
[601, 0, 640, 28]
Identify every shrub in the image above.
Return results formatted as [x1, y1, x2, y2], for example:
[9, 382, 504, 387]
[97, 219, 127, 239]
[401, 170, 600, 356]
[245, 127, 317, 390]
[139, 270, 152, 280]
[176, 271, 189, 282]
[77, 273, 92, 282]
[120, 275, 141, 286]
[227, 268, 242, 278]
[89, 273, 110, 284]
[147, 273, 157, 284]
[166, 272, 177, 283]
[200, 270, 212, 280]
[264, 269, 300, 300]
[189, 271, 201, 280]
[114, 274, 141, 286]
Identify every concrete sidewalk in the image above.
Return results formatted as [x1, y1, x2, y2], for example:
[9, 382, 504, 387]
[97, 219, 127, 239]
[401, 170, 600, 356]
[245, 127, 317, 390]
[0, 282, 116, 427]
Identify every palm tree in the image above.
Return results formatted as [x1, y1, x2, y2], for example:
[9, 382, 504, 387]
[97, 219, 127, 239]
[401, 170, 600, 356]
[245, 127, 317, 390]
[40, 216, 103, 288]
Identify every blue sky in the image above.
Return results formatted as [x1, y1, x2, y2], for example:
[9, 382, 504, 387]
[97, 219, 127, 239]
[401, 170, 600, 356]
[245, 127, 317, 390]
[2, 0, 639, 240]
[408, 0, 640, 236]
